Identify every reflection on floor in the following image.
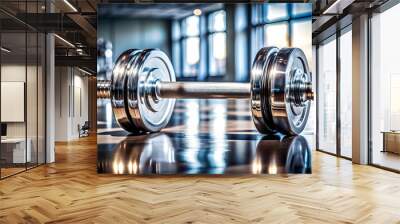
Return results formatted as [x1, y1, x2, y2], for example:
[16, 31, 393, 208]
[1, 134, 400, 222]
[97, 99, 312, 175]
[0, 162, 40, 179]
[373, 150, 400, 171]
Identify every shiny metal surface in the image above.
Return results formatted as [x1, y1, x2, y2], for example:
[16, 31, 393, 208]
[111, 49, 142, 132]
[126, 49, 176, 132]
[270, 48, 312, 135]
[97, 99, 312, 175]
[97, 80, 111, 99]
[250, 47, 279, 134]
[102, 47, 314, 135]
[98, 133, 311, 175]
[157, 82, 250, 99]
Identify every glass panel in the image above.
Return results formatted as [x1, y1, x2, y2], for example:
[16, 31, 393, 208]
[208, 32, 226, 76]
[264, 22, 289, 48]
[38, 32, 45, 165]
[251, 26, 264, 62]
[172, 20, 180, 41]
[371, 4, 400, 171]
[291, 19, 312, 65]
[183, 16, 199, 37]
[265, 4, 289, 22]
[1, 30, 28, 177]
[183, 37, 199, 77]
[340, 29, 352, 158]
[303, 45, 317, 149]
[209, 10, 226, 32]
[27, 31, 38, 169]
[291, 3, 312, 18]
[251, 4, 263, 25]
[235, 4, 248, 81]
[317, 38, 337, 154]
[172, 41, 181, 77]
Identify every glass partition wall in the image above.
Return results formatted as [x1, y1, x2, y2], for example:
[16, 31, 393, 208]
[316, 26, 352, 159]
[370, 3, 400, 171]
[0, 2, 46, 179]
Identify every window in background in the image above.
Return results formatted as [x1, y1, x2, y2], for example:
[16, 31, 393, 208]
[339, 28, 352, 158]
[264, 3, 289, 22]
[317, 37, 337, 155]
[172, 21, 181, 77]
[208, 10, 226, 76]
[182, 16, 200, 77]
[291, 19, 312, 64]
[291, 3, 313, 17]
[371, 3, 400, 171]
[235, 4, 249, 81]
[251, 3, 312, 62]
[264, 22, 288, 48]
[251, 26, 264, 61]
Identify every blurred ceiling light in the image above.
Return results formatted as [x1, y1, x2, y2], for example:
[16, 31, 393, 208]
[63, 0, 78, 12]
[54, 34, 75, 48]
[1, 47, 11, 53]
[193, 8, 202, 16]
[76, 48, 84, 55]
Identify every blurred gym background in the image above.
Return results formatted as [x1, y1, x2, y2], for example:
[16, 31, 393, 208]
[97, 3, 312, 82]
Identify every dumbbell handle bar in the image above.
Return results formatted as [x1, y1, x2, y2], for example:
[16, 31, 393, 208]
[98, 80, 314, 101]
[156, 82, 250, 99]
[98, 80, 251, 99]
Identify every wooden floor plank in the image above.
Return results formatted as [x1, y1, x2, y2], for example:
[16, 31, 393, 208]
[0, 135, 399, 223]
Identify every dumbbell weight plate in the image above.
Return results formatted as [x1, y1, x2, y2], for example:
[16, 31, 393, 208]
[250, 47, 278, 134]
[126, 49, 176, 132]
[111, 49, 142, 132]
[269, 48, 311, 135]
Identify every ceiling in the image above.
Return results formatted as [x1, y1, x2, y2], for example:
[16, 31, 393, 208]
[98, 3, 223, 19]
[2, 0, 395, 73]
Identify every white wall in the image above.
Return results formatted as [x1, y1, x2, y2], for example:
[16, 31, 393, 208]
[54, 67, 89, 141]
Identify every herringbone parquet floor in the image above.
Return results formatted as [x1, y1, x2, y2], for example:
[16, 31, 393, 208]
[1, 135, 400, 223]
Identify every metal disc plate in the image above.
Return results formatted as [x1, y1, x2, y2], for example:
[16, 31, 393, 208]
[250, 47, 278, 134]
[126, 49, 176, 132]
[111, 49, 142, 132]
[270, 48, 311, 135]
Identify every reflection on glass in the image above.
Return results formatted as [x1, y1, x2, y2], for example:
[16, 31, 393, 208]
[98, 133, 311, 175]
[340, 30, 352, 158]
[318, 38, 337, 154]
[264, 22, 289, 48]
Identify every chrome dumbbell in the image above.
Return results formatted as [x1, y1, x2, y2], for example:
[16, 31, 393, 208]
[97, 47, 314, 135]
